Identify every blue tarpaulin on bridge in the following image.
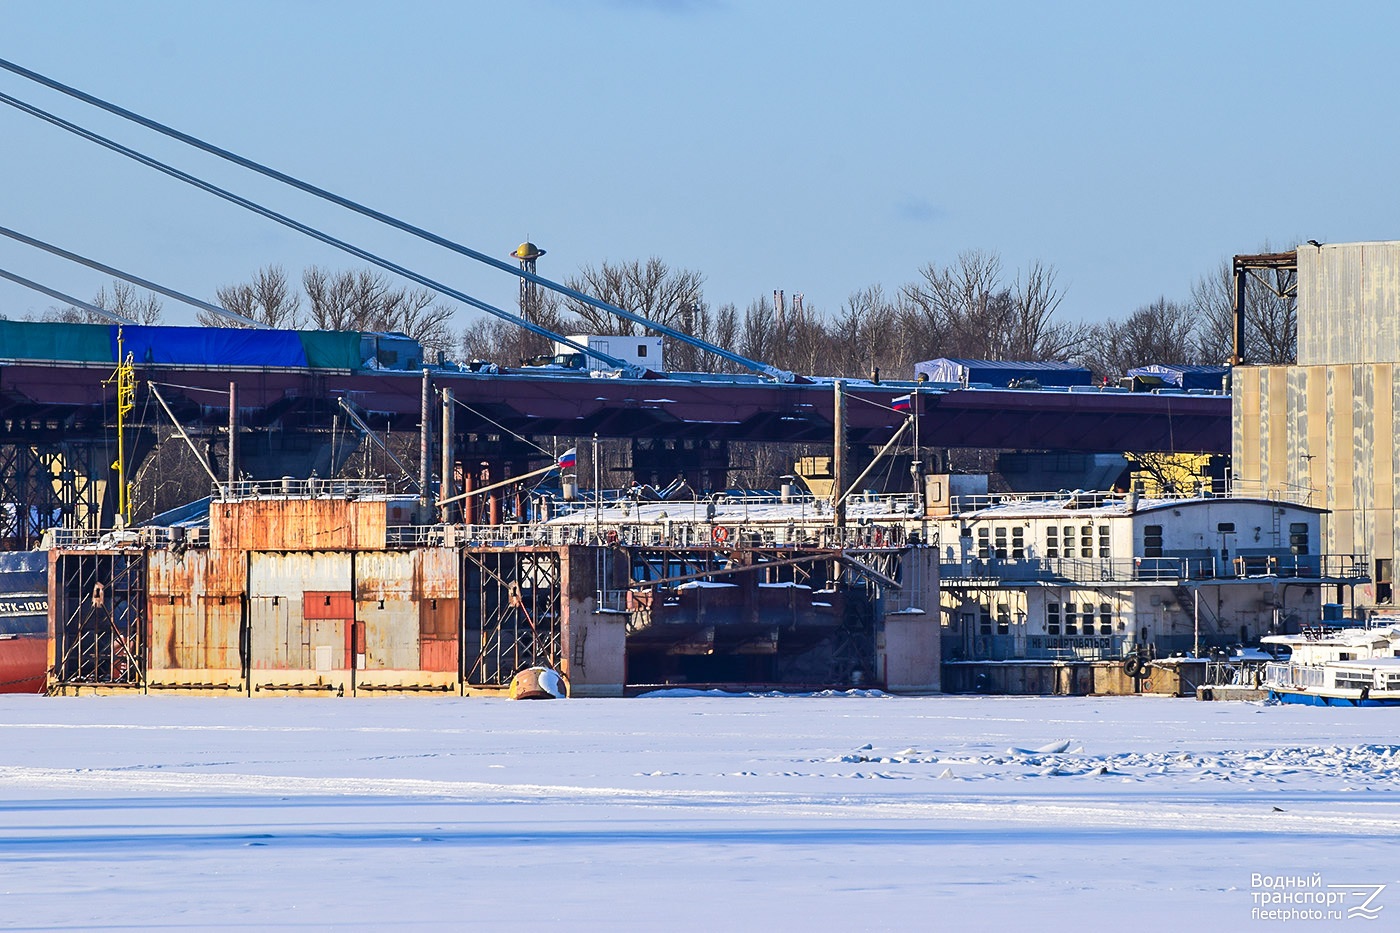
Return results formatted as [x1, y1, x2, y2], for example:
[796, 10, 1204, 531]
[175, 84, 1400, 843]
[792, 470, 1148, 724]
[914, 357, 1093, 387]
[1125, 364, 1229, 391]
[113, 326, 309, 367]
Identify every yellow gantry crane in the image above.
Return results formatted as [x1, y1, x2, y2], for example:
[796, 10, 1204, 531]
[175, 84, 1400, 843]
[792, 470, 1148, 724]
[103, 328, 136, 525]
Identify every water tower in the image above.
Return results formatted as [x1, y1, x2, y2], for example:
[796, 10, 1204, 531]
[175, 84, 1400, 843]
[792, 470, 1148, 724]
[510, 241, 546, 323]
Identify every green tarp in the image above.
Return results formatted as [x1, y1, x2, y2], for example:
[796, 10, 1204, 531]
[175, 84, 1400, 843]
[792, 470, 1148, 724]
[0, 320, 114, 363]
[298, 331, 364, 370]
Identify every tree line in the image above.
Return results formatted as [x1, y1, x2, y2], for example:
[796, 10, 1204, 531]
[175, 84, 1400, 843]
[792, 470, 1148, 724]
[23, 245, 1298, 381]
[463, 247, 1298, 380]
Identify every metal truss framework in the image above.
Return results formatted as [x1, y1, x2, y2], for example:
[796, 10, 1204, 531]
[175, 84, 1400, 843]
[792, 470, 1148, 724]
[0, 442, 114, 549]
[51, 550, 147, 688]
[462, 548, 563, 685]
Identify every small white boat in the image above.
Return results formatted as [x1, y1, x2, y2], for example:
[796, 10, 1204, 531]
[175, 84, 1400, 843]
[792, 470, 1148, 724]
[1261, 624, 1400, 706]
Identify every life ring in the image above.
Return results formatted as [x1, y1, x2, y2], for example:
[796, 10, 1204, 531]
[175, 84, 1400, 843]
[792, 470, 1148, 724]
[873, 528, 886, 547]
[605, 529, 619, 545]
[712, 525, 731, 545]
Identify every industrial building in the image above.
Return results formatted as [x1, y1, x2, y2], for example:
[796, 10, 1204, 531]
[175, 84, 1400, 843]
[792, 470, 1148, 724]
[45, 480, 940, 696]
[931, 489, 1362, 671]
[1233, 241, 1400, 611]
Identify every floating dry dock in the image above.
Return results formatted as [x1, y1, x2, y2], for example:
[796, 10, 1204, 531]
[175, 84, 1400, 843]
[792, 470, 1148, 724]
[46, 480, 940, 696]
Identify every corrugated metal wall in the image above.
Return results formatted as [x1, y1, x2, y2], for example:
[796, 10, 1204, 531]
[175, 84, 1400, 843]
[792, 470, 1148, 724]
[248, 551, 353, 690]
[1298, 242, 1400, 365]
[1234, 362, 1396, 605]
[211, 499, 387, 551]
[147, 549, 244, 682]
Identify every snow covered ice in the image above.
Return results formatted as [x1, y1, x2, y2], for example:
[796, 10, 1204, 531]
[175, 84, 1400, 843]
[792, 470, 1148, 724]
[1, 695, 1398, 930]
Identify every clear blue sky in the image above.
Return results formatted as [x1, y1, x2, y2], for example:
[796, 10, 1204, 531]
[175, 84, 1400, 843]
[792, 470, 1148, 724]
[2, 1, 1397, 333]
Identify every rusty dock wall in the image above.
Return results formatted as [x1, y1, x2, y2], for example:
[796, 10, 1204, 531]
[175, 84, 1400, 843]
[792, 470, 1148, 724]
[48, 489, 937, 697]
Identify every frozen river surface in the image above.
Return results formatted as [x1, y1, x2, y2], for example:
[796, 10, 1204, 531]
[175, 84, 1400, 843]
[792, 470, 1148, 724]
[1, 693, 1398, 931]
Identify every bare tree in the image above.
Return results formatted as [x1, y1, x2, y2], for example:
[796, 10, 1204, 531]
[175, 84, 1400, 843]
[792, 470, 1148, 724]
[304, 266, 457, 358]
[1080, 297, 1196, 380]
[42, 279, 164, 324]
[828, 285, 902, 378]
[737, 297, 777, 368]
[389, 289, 457, 362]
[207, 265, 302, 328]
[94, 281, 163, 324]
[899, 251, 1083, 362]
[1003, 261, 1086, 360]
[562, 258, 704, 336]
[902, 250, 1005, 359]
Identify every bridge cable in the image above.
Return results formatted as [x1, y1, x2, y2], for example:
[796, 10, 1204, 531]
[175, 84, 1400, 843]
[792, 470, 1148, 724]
[0, 89, 630, 372]
[0, 57, 792, 383]
[0, 225, 267, 329]
[0, 265, 136, 324]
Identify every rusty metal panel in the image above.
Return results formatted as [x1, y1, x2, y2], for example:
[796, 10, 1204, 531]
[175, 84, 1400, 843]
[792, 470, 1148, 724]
[148, 549, 245, 599]
[354, 551, 419, 670]
[415, 549, 459, 669]
[199, 595, 242, 669]
[248, 552, 351, 670]
[212, 499, 387, 551]
[419, 597, 457, 640]
[360, 597, 419, 669]
[355, 552, 414, 601]
[415, 548, 458, 599]
[304, 590, 354, 619]
[419, 637, 457, 673]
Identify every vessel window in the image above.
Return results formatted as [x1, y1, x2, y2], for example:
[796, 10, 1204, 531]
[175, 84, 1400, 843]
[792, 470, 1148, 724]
[1098, 526, 1110, 558]
[1099, 603, 1112, 635]
[1144, 525, 1164, 558]
[1046, 527, 1059, 559]
[1063, 526, 1076, 556]
[994, 526, 1008, 559]
[1011, 527, 1025, 559]
[996, 602, 1010, 635]
[1047, 602, 1060, 634]
[1065, 604, 1078, 635]
[1289, 522, 1310, 556]
[979, 606, 992, 635]
[1217, 522, 1235, 534]
[977, 527, 991, 559]
[1080, 526, 1093, 558]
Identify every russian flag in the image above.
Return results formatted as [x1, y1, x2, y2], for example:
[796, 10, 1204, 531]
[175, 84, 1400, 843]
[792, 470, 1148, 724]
[892, 394, 912, 413]
[556, 447, 578, 471]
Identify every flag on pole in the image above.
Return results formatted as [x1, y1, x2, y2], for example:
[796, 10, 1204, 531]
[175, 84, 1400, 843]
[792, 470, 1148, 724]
[892, 394, 913, 413]
[557, 447, 578, 470]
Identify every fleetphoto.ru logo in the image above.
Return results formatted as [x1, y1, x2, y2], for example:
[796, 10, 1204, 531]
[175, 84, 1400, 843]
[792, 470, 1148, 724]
[1251, 874, 1387, 922]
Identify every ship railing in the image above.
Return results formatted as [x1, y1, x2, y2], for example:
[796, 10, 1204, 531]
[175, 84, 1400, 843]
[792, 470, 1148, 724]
[218, 477, 392, 500]
[947, 481, 1313, 515]
[1265, 662, 1325, 689]
[595, 588, 630, 612]
[940, 556, 1183, 585]
[939, 553, 1369, 586]
[547, 491, 924, 523]
[387, 521, 919, 551]
[1205, 659, 1268, 687]
[47, 525, 208, 550]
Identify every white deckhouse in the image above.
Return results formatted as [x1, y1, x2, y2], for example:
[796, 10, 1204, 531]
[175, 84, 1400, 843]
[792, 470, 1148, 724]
[932, 489, 1366, 661]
